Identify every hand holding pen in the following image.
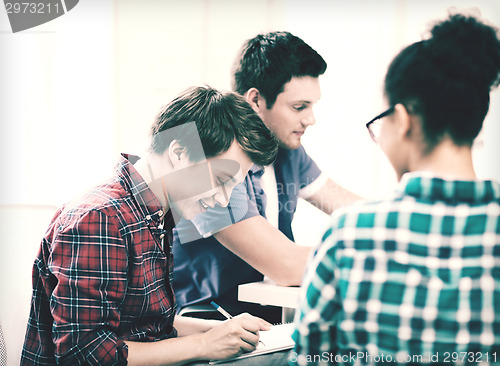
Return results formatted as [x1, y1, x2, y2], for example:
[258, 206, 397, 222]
[211, 301, 267, 346]
[190, 307, 271, 361]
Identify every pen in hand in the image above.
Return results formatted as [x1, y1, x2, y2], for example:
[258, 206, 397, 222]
[210, 301, 233, 319]
[210, 301, 266, 346]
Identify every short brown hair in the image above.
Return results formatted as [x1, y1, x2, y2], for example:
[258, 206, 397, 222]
[150, 85, 278, 166]
[232, 31, 326, 108]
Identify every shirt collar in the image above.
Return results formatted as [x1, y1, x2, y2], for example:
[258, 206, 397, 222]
[249, 164, 265, 177]
[397, 171, 500, 204]
[116, 153, 165, 222]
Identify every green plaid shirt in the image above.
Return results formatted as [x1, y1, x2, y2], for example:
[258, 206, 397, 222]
[290, 172, 500, 365]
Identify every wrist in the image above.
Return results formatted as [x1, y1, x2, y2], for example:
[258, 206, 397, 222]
[203, 319, 222, 331]
[191, 331, 210, 360]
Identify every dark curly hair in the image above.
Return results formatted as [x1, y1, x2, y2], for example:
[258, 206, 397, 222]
[150, 86, 278, 167]
[384, 13, 500, 150]
[232, 31, 327, 108]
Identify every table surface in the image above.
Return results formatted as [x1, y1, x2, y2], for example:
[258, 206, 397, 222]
[238, 280, 302, 309]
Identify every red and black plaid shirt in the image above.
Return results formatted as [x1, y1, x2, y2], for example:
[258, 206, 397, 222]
[22, 154, 177, 365]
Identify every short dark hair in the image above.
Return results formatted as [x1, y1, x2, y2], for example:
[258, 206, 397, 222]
[384, 13, 500, 149]
[149, 86, 278, 167]
[232, 31, 327, 108]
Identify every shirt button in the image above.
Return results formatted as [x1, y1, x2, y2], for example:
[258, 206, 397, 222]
[146, 215, 151, 221]
[158, 210, 163, 217]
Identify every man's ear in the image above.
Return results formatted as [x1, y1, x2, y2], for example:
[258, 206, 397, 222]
[167, 140, 188, 168]
[393, 103, 412, 140]
[244, 88, 263, 113]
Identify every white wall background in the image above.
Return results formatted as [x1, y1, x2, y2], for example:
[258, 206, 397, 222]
[1, 0, 499, 240]
[3, 0, 498, 245]
[0, 1, 499, 363]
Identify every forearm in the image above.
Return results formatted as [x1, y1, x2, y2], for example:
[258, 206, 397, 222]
[214, 216, 311, 286]
[174, 315, 221, 336]
[126, 314, 269, 366]
[125, 333, 207, 366]
[271, 244, 310, 286]
[307, 178, 362, 215]
[127, 317, 220, 365]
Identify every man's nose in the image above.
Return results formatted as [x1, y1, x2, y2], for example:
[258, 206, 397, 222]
[301, 110, 316, 126]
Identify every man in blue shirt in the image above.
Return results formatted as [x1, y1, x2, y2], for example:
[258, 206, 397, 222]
[172, 32, 360, 321]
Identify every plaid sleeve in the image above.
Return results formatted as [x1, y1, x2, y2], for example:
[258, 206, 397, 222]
[290, 223, 342, 366]
[48, 209, 129, 365]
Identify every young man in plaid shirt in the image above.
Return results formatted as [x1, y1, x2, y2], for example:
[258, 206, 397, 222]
[21, 86, 292, 365]
[291, 14, 500, 365]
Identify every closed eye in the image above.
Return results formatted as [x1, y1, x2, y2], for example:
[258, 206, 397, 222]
[293, 104, 307, 112]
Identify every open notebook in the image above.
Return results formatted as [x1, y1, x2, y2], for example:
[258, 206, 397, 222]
[209, 323, 295, 364]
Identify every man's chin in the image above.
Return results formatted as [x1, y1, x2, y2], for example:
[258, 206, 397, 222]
[279, 140, 302, 150]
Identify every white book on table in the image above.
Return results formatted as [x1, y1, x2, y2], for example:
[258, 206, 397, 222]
[209, 323, 295, 364]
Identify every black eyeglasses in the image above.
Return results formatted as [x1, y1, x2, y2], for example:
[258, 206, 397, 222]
[365, 106, 395, 142]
